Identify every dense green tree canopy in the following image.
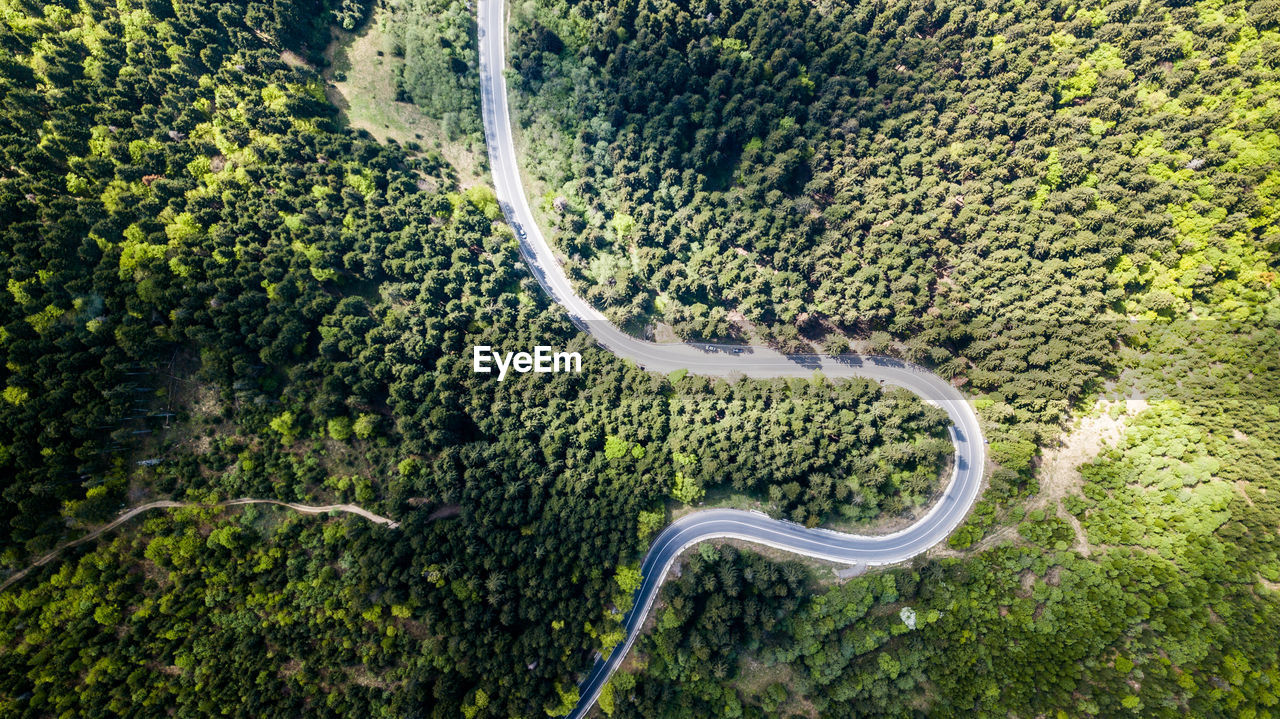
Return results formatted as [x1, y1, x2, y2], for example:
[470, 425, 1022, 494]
[0, 0, 954, 716]
[510, 0, 1279, 447]
[0, 0, 1276, 716]
[492, 0, 1280, 715]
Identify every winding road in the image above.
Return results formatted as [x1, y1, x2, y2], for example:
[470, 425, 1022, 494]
[0, 499, 398, 593]
[476, 1, 987, 716]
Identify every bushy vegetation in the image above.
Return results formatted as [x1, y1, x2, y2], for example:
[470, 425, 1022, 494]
[510, 0, 1279, 446]
[2, 0, 1276, 715]
[610, 355, 1280, 717]
[382, 0, 483, 140]
[499, 0, 1280, 715]
[0, 0, 950, 715]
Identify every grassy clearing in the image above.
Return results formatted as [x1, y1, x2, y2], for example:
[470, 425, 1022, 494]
[732, 659, 818, 718]
[323, 8, 485, 185]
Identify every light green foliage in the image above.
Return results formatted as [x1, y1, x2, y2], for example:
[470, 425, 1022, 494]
[343, 167, 377, 197]
[385, 0, 482, 139]
[636, 508, 665, 540]
[3, 386, 30, 406]
[671, 470, 704, 504]
[7, 278, 33, 305]
[1059, 43, 1127, 103]
[614, 564, 643, 596]
[990, 440, 1038, 473]
[163, 212, 202, 244]
[586, 251, 633, 288]
[598, 679, 616, 715]
[546, 682, 580, 717]
[117, 225, 167, 280]
[327, 416, 353, 441]
[603, 434, 631, 460]
[461, 687, 489, 719]
[206, 525, 242, 551]
[1031, 148, 1063, 208]
[1017, 511, 1074, 549]
[352, 413, 378, 440]
[65, 172, 89, 194]
[23, 304, 62, 334]
[464, 184, 500, 219]
[92, 603, 120, 626]
[1077, 402, 1235, 549]
[610, 212, 635, 240]
[290, 240, 336, 282]
[268, 411, 299, 445]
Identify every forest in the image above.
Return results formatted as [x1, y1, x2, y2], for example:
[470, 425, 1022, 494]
[602, 330, 1280, 717]
[0, 0, 954, 716]
[496, 0, 1280, 715]
[1, 0, 1277, 716]
[509, 0, 1280, 449]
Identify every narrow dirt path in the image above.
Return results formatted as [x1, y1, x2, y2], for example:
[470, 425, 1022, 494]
[0, 499, 398, 593]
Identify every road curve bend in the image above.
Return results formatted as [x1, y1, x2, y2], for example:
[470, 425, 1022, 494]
[476, 2, 986, 715]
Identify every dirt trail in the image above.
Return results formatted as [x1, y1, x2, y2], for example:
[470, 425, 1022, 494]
[1031, 399, 1148, 555]
[0, 499, 398, 593]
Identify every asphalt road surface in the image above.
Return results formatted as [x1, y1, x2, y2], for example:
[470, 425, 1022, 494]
[477, 1, 987, 714]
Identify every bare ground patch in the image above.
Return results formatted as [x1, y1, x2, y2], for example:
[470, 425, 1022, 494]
[927, 522, 1022, 559]
[649, 321, 682, 344]
[1031, 398, 1149, 555]
[280, 49, 312, 70]
[426, 504, 462, 521]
